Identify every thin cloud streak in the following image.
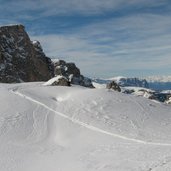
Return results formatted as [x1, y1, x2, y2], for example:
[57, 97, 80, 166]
[31, 12, 171, 77]
[0, 0, 170, 18]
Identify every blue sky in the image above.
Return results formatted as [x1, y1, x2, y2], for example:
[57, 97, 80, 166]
[0, 0, 171, 78]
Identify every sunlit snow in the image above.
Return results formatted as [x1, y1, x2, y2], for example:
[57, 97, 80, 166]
[0, 82, 171, 171]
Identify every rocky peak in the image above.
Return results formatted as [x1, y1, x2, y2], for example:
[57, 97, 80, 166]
[54, 60, 80, 77]
[53, 59, 94, 88]
[0, 24, 54, 83]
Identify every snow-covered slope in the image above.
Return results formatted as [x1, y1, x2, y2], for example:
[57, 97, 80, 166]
[1, 82, 171, 171]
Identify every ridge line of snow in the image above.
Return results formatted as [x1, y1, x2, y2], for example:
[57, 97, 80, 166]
[10, 88, 171, 146]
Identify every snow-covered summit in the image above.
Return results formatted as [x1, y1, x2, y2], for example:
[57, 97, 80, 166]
[43, 75, 70, 86]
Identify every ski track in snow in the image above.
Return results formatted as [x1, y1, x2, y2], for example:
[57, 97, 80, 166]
[10, 87, 171, 147]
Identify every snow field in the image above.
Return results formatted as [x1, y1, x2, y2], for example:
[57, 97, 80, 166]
[0, 82, 171, 170]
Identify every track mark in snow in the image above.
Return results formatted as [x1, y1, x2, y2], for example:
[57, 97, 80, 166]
[11, 88, 171, 146]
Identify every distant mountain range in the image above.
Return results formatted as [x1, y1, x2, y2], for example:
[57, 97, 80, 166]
[145, 76, 171, 90]
[93, 76, 171, 91]
[93, 77, 148, 88]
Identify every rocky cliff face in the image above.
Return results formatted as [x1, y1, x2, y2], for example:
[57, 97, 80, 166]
[0, 24, 54, 83]
[0, 24, 94, 87]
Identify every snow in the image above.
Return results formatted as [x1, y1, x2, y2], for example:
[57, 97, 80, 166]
[166, 97, 171, 104]
[1, 82, 171, 171]
[0, 24, 23, 28]
[162, 90, 171, 94]
[92, 81, 106, 89]
[32, 40, 39, 44]
[51, 58, 60, 63]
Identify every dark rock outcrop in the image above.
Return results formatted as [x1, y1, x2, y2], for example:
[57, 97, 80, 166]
[53, 59, 94, 88]
[149, 93, 171, 103]
[0, 24, 54, 83]
[54, 60, 80, 77]
[106, 81, 121, 92]
[122, 89, 135, 94]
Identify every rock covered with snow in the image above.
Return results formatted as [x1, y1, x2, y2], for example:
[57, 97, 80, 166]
[132, 89, 155, 99]
[53, 59, 94, 88]
[123, 87, 171, 103]
[44, 75, 70, 86]
[0, 24, 54, 83]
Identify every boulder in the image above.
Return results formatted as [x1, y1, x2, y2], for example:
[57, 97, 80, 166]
[106, 81, 121, 92]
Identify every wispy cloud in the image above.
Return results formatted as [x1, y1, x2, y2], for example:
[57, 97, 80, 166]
[31, 12, 171, 77]
[0, 0, 170, 19]
[1, 0, 171, 77]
